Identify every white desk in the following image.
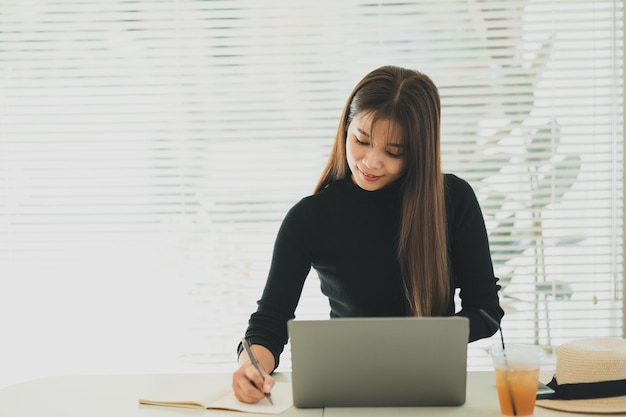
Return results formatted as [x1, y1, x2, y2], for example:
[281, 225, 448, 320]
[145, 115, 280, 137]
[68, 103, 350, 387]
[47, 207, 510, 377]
[0, 373, 319, 417]
[0, 372, 601, 417]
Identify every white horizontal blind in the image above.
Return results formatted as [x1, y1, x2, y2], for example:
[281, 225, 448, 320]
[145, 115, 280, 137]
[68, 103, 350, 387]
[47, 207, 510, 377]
[0, 0, 622, 386]
[436, 1, 625, 367]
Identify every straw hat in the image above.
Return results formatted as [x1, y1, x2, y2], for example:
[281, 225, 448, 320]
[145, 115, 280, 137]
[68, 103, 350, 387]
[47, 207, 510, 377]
[536, 337, 626, 414]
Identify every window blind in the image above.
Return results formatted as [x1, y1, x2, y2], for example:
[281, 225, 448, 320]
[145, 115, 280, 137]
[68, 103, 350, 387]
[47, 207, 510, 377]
[0, 0, 623, 386]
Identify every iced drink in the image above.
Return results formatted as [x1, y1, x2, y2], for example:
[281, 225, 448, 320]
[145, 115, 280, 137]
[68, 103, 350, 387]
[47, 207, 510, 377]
[490, 344, 542, 417]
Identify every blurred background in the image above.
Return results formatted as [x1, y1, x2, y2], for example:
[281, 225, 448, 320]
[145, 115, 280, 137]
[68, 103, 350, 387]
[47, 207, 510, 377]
[0, 0, 623, 389]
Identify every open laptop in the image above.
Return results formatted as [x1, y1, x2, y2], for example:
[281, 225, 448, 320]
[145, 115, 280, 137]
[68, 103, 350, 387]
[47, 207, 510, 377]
[287, 316, 469, 408]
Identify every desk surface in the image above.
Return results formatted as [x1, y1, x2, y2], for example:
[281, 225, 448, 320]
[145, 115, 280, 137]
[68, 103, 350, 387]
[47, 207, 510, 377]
[0, 371, 600, 417]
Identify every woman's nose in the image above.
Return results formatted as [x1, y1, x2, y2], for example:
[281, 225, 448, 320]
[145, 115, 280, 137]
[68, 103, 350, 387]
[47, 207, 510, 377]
[362, 149, 382, 169]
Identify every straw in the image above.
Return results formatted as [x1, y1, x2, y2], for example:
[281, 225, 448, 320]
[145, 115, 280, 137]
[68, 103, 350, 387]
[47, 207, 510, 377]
[479, 309, 517, 416]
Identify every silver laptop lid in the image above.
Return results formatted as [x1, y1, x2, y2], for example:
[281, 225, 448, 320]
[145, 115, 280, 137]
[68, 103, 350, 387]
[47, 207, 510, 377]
[287, 317, 469, 408]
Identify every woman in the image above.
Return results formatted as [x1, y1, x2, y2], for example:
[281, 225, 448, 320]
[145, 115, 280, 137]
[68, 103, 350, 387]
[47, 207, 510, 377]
[232, 65, 503, 403]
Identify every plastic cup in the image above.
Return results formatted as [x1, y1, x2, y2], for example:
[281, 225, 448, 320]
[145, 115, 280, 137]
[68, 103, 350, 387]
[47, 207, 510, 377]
[490, 344, 542, 416]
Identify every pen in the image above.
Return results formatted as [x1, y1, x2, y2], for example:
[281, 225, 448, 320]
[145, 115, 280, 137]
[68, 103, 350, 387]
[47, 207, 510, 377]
[241, 337, 274, 405]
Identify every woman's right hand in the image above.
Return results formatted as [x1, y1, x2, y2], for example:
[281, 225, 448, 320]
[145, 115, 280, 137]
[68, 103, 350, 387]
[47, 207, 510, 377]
[232, 344, 276, 404]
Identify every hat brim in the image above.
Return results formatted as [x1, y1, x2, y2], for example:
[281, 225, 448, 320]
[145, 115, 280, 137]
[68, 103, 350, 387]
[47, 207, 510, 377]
[536, 395, 626, 414]
[536, 372, 626, 414]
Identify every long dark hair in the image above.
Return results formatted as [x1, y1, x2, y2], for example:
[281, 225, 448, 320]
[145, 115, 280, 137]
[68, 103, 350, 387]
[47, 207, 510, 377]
[315, 65, 449, 316]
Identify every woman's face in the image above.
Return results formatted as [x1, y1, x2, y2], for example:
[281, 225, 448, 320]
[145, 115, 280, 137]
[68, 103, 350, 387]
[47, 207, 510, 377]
[346, 112, 407, 191]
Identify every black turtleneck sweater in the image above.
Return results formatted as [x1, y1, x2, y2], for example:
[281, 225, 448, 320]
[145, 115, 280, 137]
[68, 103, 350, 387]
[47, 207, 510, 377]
[242, 174, 503, 368]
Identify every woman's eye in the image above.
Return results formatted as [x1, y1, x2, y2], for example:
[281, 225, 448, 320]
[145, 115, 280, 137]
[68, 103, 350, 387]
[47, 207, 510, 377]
[386, 148, 405, 158]
[355, 136, 368, 145]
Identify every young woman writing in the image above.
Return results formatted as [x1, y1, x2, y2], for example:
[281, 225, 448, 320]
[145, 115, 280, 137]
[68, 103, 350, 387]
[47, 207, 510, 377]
[232, 65, 504, 404]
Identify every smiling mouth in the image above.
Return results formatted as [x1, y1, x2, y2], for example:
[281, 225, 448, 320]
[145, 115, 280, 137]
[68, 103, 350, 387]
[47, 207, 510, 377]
[359, 168, 380, 181]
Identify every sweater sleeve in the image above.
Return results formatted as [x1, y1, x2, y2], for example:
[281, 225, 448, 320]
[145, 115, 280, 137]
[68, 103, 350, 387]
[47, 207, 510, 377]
[446, 175, 504, 342]
[240, 199, 314, 370]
